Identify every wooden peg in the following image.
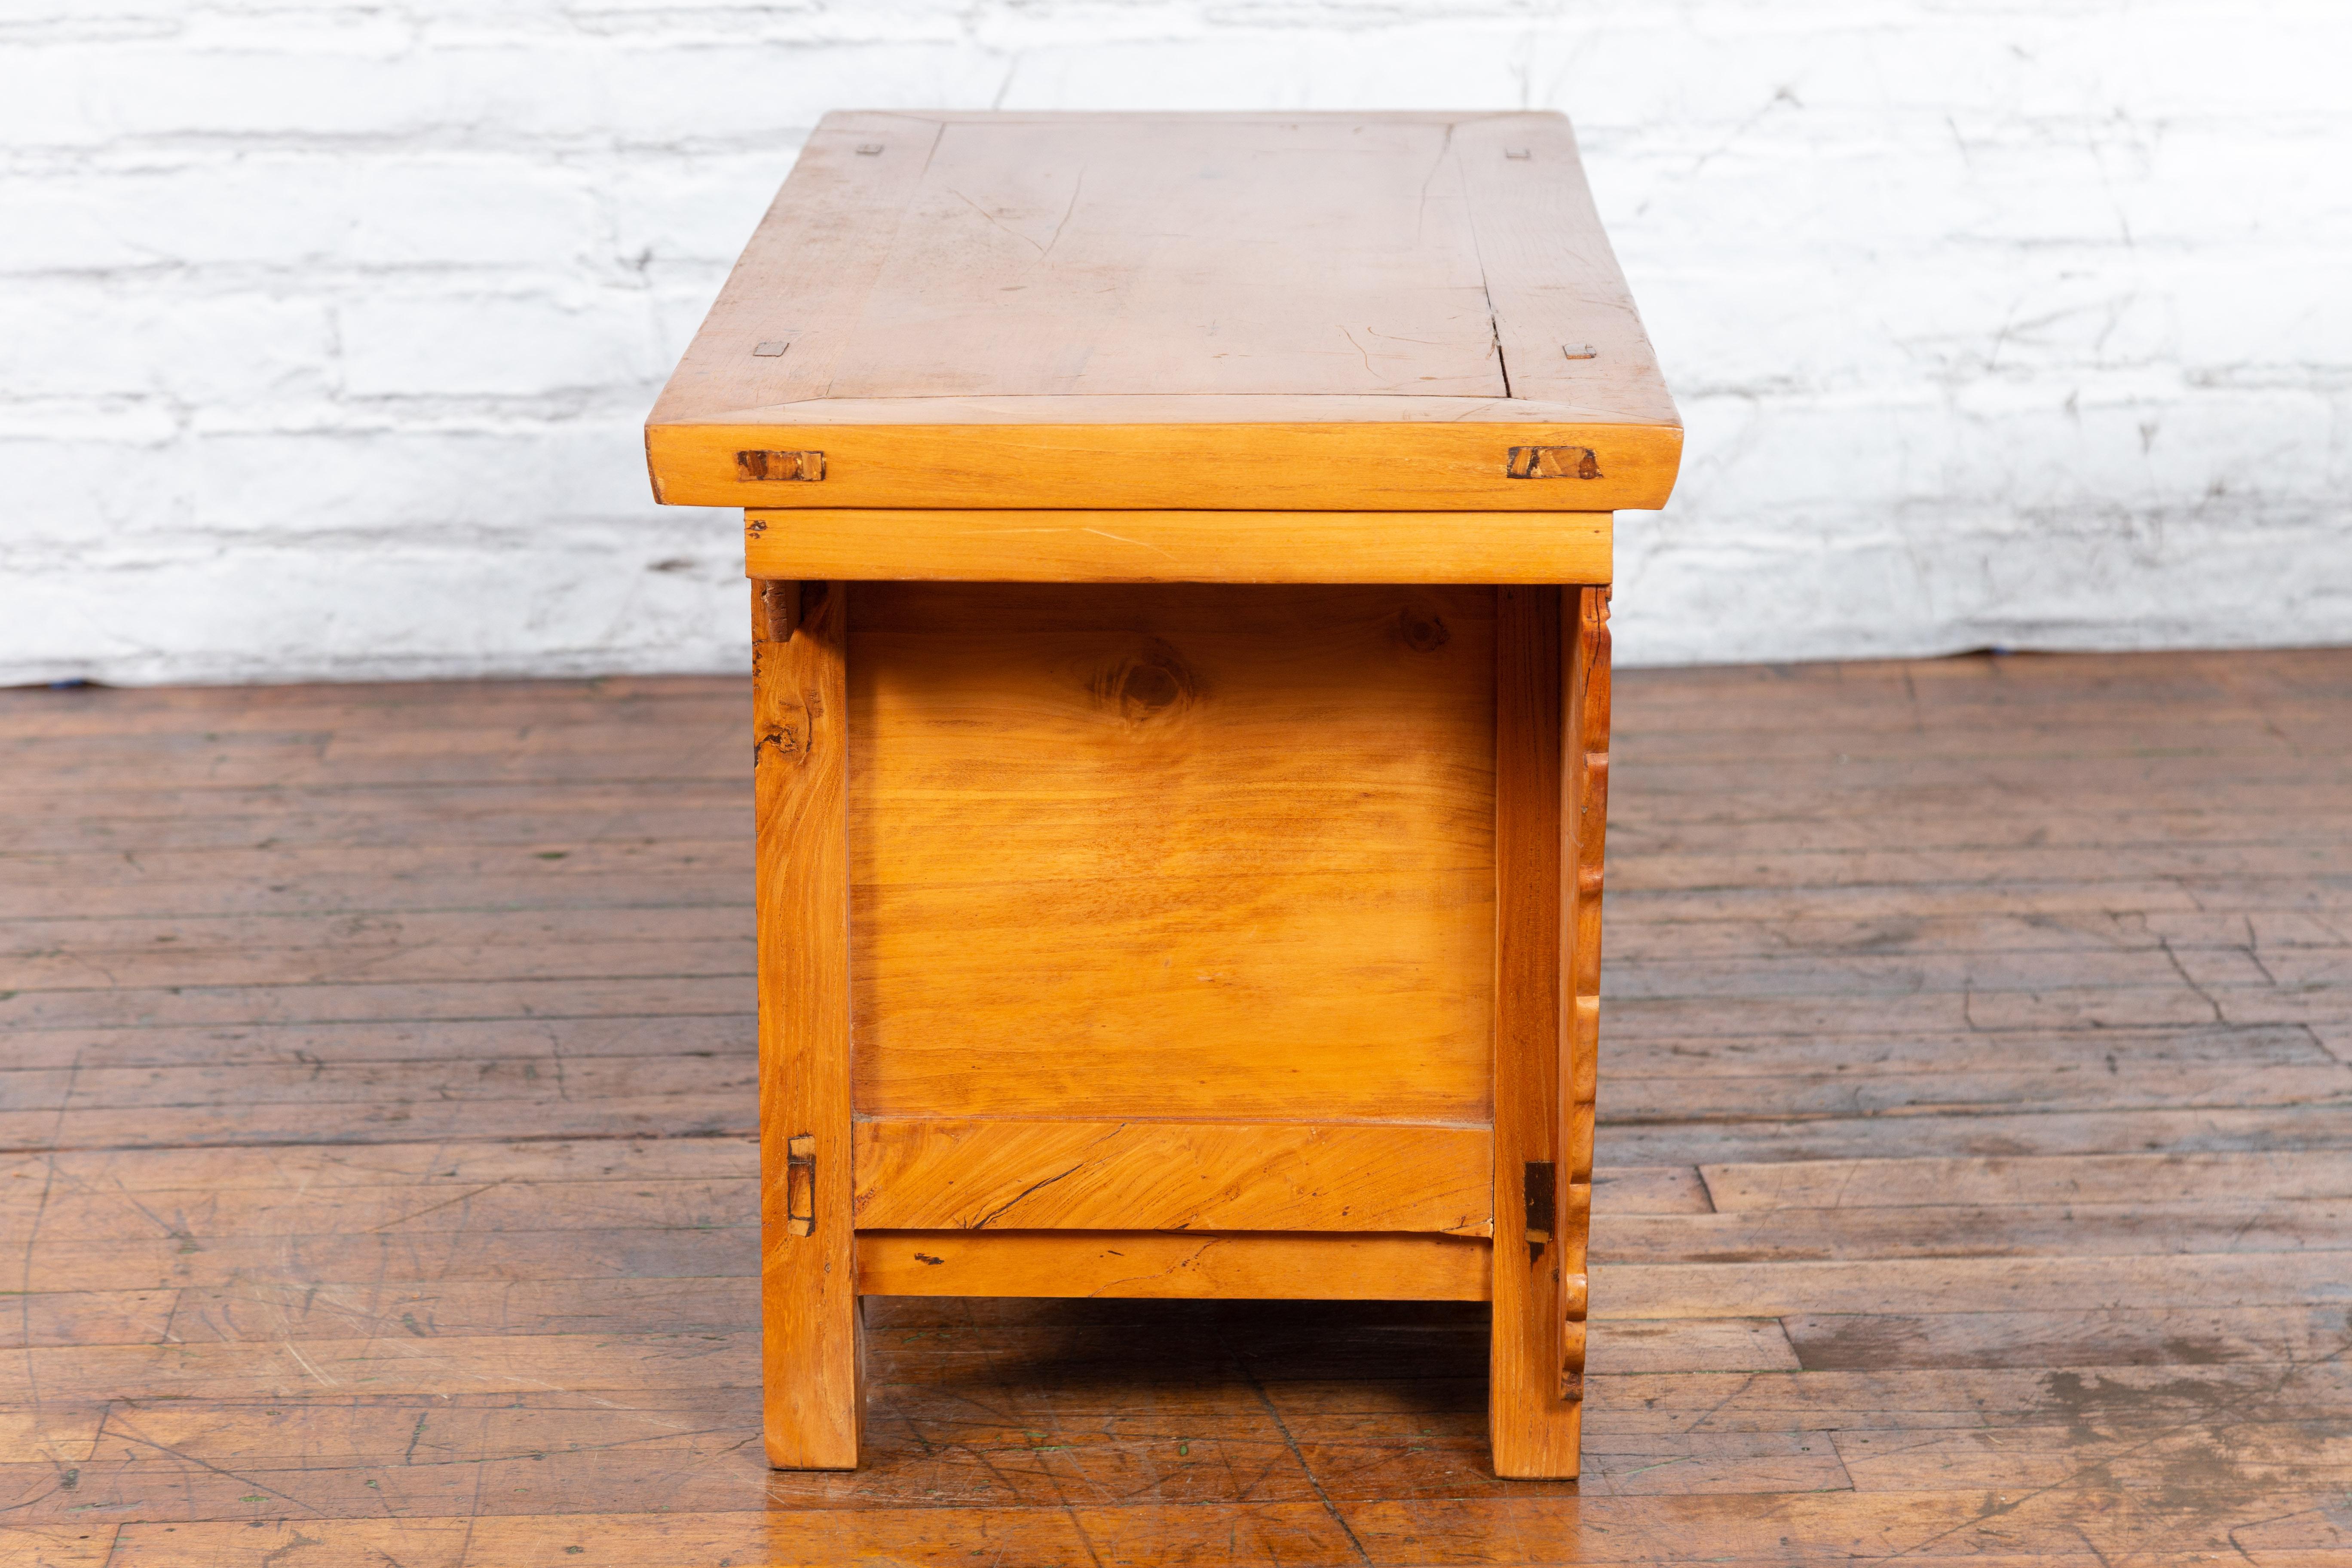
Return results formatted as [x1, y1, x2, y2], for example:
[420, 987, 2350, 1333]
[1506, 446, 1602, 481]
[785, 1133, 816, 1238]
[736, 450, 826, 482]
[756, 580, 803, 643]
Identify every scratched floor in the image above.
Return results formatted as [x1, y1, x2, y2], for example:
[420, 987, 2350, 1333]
[4, 650, 2351, 1566]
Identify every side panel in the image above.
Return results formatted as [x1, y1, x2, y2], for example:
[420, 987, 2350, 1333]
[848, 584, 1497, 1124]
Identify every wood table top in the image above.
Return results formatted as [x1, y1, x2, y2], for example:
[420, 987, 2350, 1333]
[647, 111, 1681, 517]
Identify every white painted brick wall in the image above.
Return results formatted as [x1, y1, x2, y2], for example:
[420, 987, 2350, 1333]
[3, 0, 2346, 683]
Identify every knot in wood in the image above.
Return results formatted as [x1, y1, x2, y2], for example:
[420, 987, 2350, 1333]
[1093, 641, 1196, 725]
[755, 704, 810, 766]
[1392, 609, 1451, 654]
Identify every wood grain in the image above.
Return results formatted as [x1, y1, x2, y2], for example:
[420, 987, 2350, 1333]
[831, 115, 1504, 401]
[1559, 585, 1612, 1400]
[1455, 116, 1676, 416]
[1488, 584, 1582, 1477]
[644, 112, 945, 443]
[743, 507, 1612, 584]
[845, 583, 1496, 1124]
[655, 415, 1678, 511]
[856, 1230, 1491, 1300]
[751, 579, 861, 1469]
[5, 651, 2351, 1562]
[646, 110, 1682, 515]
[850, 1119, 1492, 1234]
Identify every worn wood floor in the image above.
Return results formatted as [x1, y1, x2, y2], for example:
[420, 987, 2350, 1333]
[4, 649, 2350, 1567]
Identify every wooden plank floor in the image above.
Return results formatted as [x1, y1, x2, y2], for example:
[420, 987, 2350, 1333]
[5, 649, 2350, 1567]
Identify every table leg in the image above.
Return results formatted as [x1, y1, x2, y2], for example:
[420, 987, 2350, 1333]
[1489, 583, 1607, 1478]
[753, 579, 864, 1469]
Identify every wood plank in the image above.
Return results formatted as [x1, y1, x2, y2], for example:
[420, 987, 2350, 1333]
[745, 508, 1611, 584]
[1598, 1106, 2352, 1167]
[0, 839, 749, 894]
[0, 1332, 758, 1404]
[751, 578, 860, 1470]
[3, 1279, 752, 1347]
[1611, 1023, 2333, 1077]
[850, 1118, 1491, 1235]
[1592, 1198, 2352, 1262]
[0, 1173, 759, 1249]
[1599, 1062, 2352, 1121]
[1569, 1362, 2352, 1435]
[0, 1044, 759, 1108]
[1605, 840, 2352, 891]
[1701, 1149, 2352, 1210]
[1599, 989, 2340, 1041]
[0, 1136, 757, 1193]
[0, 719, 745, 773]
[0, 984, 756, 1038]
[1834, 1419, 2352, 1491]
[1607, 806, 2352, 857]
[848, 583, 1495, 1124]
[1602, 879, 2352, 926]
[0, 871, 745, 922]
[656, 413, 1682, 512]
[856, 1230, 1490, 1300]
[1489, 583, 1580, 1477]
[0, 1096, 756, 1157]
[1597, 1250, 2352, 1318]
[0, 785, 748, 842]
[1786, 1306, 2352, 1370]
[3, 1231, 751, 1295]
[1600, 946, 2304, 999]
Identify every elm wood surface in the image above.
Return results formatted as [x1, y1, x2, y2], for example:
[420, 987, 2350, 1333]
[739, 508, 1615, 585]
[4, 652, 2352, 1563]
[849, 1121, 1494, 1235]
[1487, 586, 1580, 1478]
[646, 111, 1681, 523]
[750, 581, 859, 1469]
[854, 1232, 1494, 1301]
[844, 583, 1496, 1126]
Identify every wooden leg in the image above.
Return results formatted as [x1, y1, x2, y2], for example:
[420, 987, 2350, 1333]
[1490, 584, 1604, 1479]
[753, 579, 863, 1470]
